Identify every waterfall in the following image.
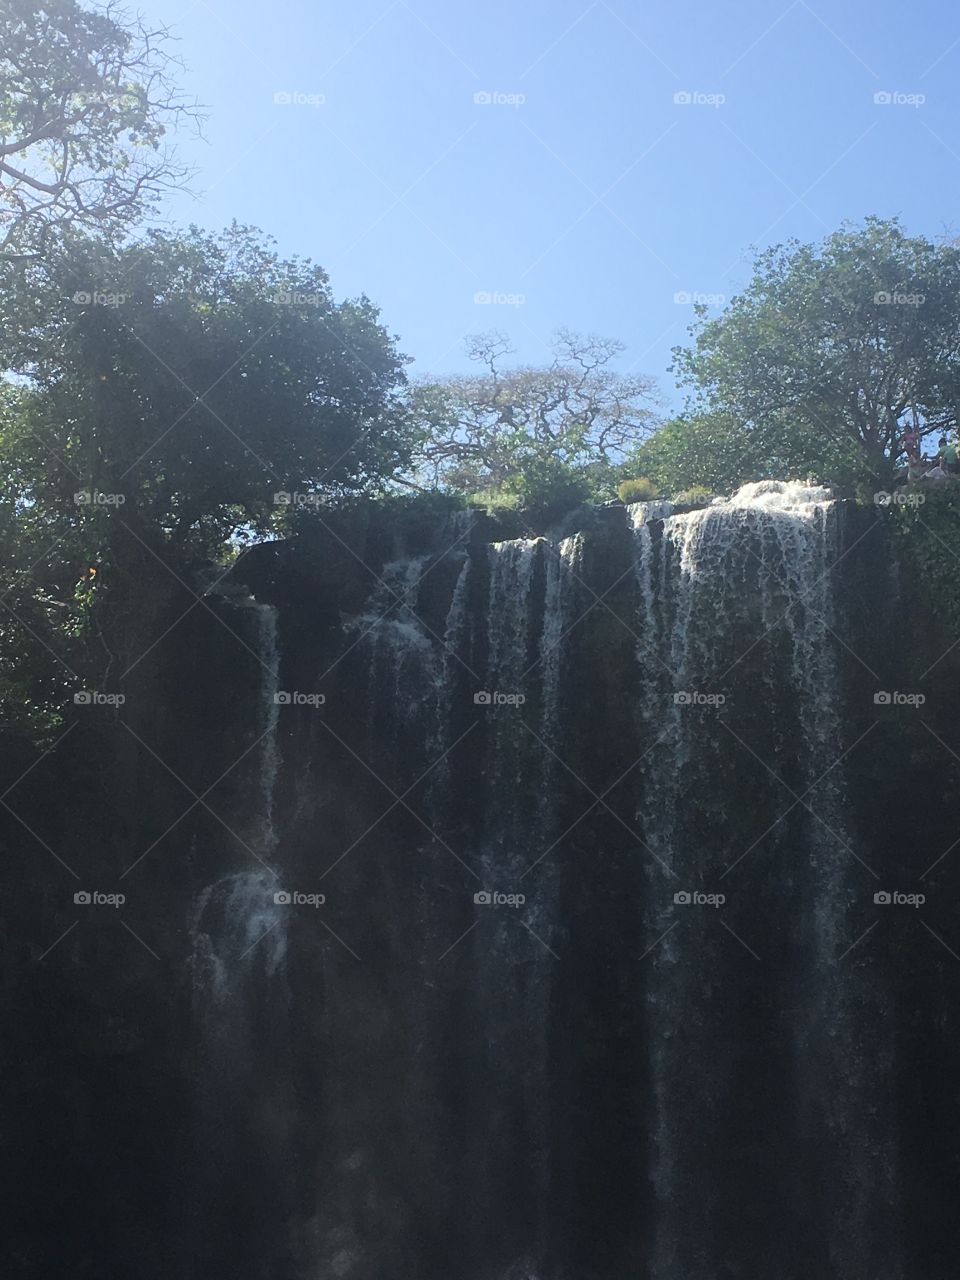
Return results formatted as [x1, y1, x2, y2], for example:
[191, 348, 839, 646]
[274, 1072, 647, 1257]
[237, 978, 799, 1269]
[482, 540, 539, 841]
[200, 586, 284, 857]
[444, 553, 472, 660]
[629, 480, 899, 1279]
[632, 481, 839, 843]
[438, 504, 477, 549]
[486, 538, 541, 695]
[192, 598, 286, 1004]
[180, 486, 910, 1280]
[540, 533, 582, 749]
[187, 864, 291, 1274]
[626, 497, 675, 526]
[538, 533, 582, 815]
[351, 555, 436, 680]
[347, 555, 442, 781]
[426, 553, 472, 817]
[253, 601, 281, 856]
[191, 868, 288, 1005]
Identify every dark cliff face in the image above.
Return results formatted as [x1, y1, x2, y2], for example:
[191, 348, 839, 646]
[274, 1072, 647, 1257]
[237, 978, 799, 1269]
[6, 485, 960, 1280]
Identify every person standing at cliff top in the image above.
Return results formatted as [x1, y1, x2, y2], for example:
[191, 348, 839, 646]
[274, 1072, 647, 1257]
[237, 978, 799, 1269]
[902, 425, 920, 462]
[937, 436, 959, 474]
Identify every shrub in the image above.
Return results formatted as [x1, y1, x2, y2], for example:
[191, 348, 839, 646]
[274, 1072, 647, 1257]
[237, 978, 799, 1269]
[495, 459, 591, 525]
[618, 476, 659, 503]
[468, 488, 522, 515]
[890, 485, 960, 633]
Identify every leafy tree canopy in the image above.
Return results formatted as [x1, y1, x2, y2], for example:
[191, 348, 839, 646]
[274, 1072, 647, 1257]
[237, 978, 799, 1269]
[0, 0, 200, 259]
[0, 223, 412, 557]
[625, 409, 868, 496]
[671, 217, 960, 487]
[409, 329, 658, 498]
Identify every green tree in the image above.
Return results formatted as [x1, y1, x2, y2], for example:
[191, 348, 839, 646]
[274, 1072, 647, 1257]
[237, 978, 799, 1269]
[626, 409, 865, 496]
[672, 218, 960, 486]
[409, 329, 657, 500]
[0, 381, 83, 743]
[0, 224, 412, 722]
[1, 223, 412, 556]
[0, 0, 199, 260]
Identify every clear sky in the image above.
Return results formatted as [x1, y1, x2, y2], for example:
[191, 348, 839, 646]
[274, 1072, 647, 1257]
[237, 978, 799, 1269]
[147, 0, 960, 405]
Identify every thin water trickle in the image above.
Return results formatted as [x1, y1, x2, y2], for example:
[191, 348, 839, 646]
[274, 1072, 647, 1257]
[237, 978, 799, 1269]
[345, 555, 443, 782]
[538, 533, 582, 818]
[252, 601, 281, 856]
[192, 869, 288, 1005]
[486, 538, 541, 691]
[192, 599, 286, 1004]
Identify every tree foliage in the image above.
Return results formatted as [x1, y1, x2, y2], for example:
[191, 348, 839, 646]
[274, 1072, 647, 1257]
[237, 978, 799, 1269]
[672, 218, 960, 486]
[890, 486, 960, 635]
[409, 329, 658, 498]
[1, 224, 411, 556]
[0, 381, 82, 742]
[0, 225, 412, 738]
[626, 409, 866, 496]
[0, 0, 200, 259]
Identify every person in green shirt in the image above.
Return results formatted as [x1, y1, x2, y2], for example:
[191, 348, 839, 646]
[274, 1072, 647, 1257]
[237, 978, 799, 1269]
[938, 437, 959, 474]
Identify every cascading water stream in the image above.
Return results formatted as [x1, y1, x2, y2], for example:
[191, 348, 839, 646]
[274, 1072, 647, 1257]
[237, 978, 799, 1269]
[483, 538, 541, 853]
[347, 555, 444, 784]
[183, 485, 909, 1280]
[254, 601, 281, 857]
[191, 597, 287, 1006]
[539, 533, 583, 765]
[181, 596, 296, 1275]
[629, 481, 900, 1279]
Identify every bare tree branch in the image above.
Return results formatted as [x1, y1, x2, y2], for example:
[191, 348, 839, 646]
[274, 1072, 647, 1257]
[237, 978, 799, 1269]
[408, 330, 659, 493]
[0, 0, 204, 258]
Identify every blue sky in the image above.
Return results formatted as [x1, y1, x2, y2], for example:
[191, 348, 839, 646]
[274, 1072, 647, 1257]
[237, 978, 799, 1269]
[148, 0, 960, 406]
